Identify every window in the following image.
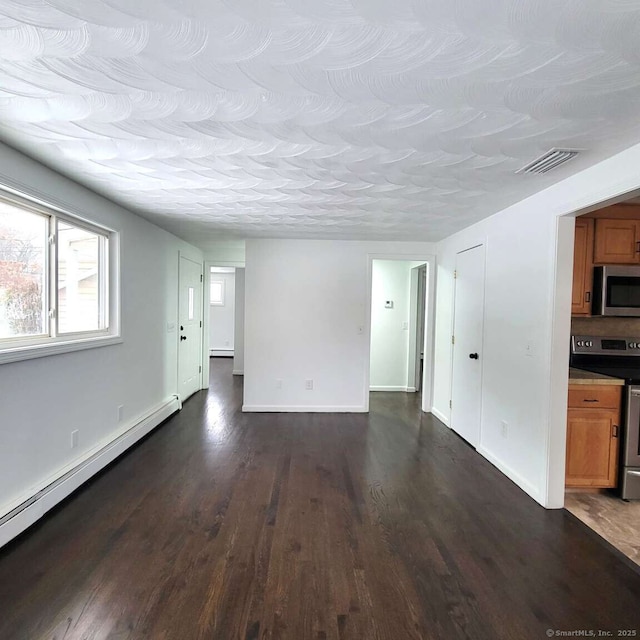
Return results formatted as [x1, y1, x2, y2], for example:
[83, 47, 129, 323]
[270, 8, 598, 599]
[188, 287, 195, 320]
[0, 190, 117, 362]
[210, 279, 224, 305]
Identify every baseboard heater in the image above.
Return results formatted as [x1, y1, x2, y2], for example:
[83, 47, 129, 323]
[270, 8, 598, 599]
[210, 349, 234, 357]
[0, 395, 181, 548]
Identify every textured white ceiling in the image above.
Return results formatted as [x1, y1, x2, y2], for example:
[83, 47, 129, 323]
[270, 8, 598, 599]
[1, 1, 640, 246]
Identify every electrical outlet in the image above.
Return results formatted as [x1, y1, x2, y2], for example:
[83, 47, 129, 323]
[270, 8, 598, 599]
[501, 421, 508, 439]
[402, 321, 409, 330]
[117, 405, 124, 423]
[71, 430, 79, 449]
[305, 379, 314, 391]
[276, 379, 283, 389]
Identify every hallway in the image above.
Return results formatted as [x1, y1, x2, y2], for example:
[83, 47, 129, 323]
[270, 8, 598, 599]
[0, 359, 639, 639]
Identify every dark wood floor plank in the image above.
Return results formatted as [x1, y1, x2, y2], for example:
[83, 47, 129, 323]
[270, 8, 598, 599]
[1, 358, 639, 639]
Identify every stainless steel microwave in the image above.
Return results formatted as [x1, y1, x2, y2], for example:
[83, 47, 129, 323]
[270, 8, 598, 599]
[593, 265, 640, 316]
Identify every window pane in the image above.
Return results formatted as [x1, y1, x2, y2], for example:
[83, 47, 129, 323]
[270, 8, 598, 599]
[188, 287, 194, 320]
[0, 201, 47, 339]
[57, 220, 103, 334]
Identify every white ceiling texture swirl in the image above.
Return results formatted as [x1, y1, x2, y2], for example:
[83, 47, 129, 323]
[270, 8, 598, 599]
[1, 0, 640, 245]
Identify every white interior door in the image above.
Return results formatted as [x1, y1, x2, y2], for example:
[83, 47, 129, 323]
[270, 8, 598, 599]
[450, 245, 486, 447]
[178, 255, 203, 402]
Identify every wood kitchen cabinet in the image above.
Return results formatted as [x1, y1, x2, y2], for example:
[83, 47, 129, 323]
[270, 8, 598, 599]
[566, 384, 621, 488]
[571, 205, 640, 316]
[571, 218, 594, 315]
[593, 218, 640, 264]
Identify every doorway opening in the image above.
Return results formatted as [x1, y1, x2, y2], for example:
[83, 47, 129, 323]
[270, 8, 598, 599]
[369, 259, 429, 403]
[558, 193, 640, 566]
[208, 266, 236, 358]
[206, 265, 245, 382]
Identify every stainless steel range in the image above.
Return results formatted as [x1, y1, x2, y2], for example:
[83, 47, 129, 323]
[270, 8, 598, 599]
[571, 335, 640, 500]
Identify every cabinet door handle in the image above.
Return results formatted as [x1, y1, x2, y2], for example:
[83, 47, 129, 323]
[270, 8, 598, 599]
[612, 425, 619, 438]
[583, 398, 599, 402]
[636, 241, 640, 253]
[585, 292, 591, 303]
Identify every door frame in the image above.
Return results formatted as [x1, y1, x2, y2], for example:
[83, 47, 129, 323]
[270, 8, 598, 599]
[177, 251, 205, 398]
[407, 264, 427, 392]
[364, 252, 437, 413]
[449, 243, 487, 448]
[547, 188, 640, 507]
[202, 258, 245, 389]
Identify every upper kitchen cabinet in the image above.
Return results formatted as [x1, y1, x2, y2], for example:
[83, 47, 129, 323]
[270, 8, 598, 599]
[572, 218, 594, 315]
[594, 218, 640, 264]
[571, 205, 640, 316]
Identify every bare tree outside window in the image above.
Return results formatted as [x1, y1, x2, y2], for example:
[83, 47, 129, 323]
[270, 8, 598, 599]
[0, 203, 47, 339]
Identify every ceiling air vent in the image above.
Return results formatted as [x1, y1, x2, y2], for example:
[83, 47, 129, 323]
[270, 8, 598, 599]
[516, 148, 580, 175]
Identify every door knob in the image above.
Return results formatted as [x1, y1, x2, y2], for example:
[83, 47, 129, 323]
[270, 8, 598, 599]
[180, 335, 187, 341]
[469, 353, 479, 359]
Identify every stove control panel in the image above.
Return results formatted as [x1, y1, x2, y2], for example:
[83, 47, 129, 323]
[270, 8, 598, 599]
[572, 335, 640, 355]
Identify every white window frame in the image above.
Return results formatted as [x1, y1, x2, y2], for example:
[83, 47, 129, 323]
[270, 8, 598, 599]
[210, 279, 225, 306]
[0, 187, 121, 365]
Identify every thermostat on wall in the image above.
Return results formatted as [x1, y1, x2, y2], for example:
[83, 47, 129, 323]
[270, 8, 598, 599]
[385, 300, 394, 309]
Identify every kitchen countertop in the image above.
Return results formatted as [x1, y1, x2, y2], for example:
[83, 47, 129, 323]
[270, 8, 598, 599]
[568, 368, 625, 386]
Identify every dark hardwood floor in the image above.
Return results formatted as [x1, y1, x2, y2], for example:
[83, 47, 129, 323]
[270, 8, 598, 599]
[1, 358, 639, 639]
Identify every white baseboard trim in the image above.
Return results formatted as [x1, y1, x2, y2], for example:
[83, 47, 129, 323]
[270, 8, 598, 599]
[232, 370, 244, 376]
[0, 396, 181, 549]
[476, 445, 542, 506]
[369, 386, 410, 392]
[242, 405, 367, 413]
[210, 349, 234, 357]
[431, 406, 450, 426]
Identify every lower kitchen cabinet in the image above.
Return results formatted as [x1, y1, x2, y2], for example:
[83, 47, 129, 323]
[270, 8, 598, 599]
[566, 385, 621, 488]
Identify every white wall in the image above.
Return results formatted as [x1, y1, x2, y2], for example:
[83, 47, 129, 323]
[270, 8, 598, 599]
[433, 141, 640, 509]
[0, 141, 202, 523]
[209, 271, 235, 354]
[243, 240, 435, 412]
[370, 260, 424, 390]
[233, 268, 245, 375]
[203, 240, 245, 266]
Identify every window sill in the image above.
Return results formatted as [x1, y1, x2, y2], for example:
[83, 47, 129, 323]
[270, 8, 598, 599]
[0, 334, 123, 365]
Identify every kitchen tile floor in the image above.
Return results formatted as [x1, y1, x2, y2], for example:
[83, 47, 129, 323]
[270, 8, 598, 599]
[565, 491, 640, 566]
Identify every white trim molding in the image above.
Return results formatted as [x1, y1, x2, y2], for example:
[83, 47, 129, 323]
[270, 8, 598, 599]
[242, 405, 367, 413]
[477, 445, 541, 504]
[0, 396, 181, 548]
[369, 385, 417, 392]
[0, 335, 123, 365]
[431, 406, 450, 426]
